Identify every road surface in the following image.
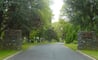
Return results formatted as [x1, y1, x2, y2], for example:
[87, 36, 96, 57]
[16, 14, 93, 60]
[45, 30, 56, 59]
[8, 43, 92, 60]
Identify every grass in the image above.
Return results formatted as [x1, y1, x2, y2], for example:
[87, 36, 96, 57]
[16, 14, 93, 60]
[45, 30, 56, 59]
[65, 43, 98, 60]
[0, 43, 34, 60]
[22, 43, 34, 50]
[65, 43, 78, 51]
[0, 50, 17, 60]
[0, 41, 51, 60]
[81, 50, 98, 60]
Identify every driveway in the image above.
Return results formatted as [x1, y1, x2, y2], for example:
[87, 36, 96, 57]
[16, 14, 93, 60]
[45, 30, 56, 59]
[8, 43, 92, 60]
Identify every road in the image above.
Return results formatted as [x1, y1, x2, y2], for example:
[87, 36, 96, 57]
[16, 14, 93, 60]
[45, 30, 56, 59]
[8, 43, 92, 60]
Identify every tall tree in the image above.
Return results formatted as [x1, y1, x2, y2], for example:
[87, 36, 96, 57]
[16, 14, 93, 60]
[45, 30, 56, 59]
[0, 0, 52, 39]
[61, 0, 98, 32]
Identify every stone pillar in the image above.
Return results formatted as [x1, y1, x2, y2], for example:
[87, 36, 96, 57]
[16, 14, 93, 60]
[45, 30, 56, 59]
[78, 31, 98, 50]
[3, 30, 22, 50]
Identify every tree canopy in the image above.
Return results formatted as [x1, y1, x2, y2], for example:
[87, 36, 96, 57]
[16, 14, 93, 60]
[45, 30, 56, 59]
[61, 0, 98, 32]
[0, 0, 52, 39]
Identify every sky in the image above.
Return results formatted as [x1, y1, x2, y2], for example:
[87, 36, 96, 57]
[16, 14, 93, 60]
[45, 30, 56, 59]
[50, 0, 64, 23]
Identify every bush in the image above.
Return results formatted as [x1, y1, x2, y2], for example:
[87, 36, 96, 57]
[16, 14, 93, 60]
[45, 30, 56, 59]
[44, 28, 59, 42]
[64, 24, 80, 43]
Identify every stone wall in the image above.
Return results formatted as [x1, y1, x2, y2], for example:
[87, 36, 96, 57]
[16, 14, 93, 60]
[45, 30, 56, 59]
[3, 30, 22, 50]
[78, 31, 98, 50]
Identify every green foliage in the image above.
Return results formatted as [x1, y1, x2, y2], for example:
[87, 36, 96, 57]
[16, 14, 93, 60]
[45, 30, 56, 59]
[0, 50, 17, 60]
[65, 43, 78, 51]
[62, 0, 98, 32]
[30, 30, 38, 39]
[0, 0, 52, 49]
[0, 0, 52, 39]
[44, 28, 59, 42]
[64, 24, 80, 43]
[65, 43, 98, 60]
[52, 19, 80, 43]
[60, 0, 98, 43]
[81, 50, 98, 60]
[52, 22, 62, 39]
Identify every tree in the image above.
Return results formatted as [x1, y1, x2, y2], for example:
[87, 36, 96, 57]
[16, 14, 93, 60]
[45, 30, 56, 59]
[61, 0, 98, 32]
[44, 28, 59, 42]
[29, 0, 52, 42]
[0, 0, 52, 39]
[0, 0, 52, 48]
[52, 19, 80, 43]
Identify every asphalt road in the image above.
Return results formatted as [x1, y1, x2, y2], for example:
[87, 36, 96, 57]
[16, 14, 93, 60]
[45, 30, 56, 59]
[8, 43, 92, 60]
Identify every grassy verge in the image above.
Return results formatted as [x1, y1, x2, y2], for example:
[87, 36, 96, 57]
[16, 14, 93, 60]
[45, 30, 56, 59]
[0, 43, 34, 60]
[65, 43, 78, 51]
[22, 43, 34, 50]
[0, 50, 17, 60]
[65, 43, 98, 60]
[81, 50, 98, 60]
[0, 41, 51, 60]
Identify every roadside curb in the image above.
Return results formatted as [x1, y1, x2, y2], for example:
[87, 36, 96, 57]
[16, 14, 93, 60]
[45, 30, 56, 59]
[77, 50, 96, 60]
[3, 50, 22, 60]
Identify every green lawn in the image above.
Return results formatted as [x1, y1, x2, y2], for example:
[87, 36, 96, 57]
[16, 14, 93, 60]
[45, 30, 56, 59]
[65, 43, 78, 51]
[0, 43, 34, 60]
[0, 50, 17, 60]
[65, 43, 98, 60]
[22, 43, 34, 50]
[81, 50, 98, 60]
[0, 42, 50, 60]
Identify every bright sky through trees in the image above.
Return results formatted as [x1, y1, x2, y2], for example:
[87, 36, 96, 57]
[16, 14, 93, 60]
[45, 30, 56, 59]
[50, 0, 64, 23]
